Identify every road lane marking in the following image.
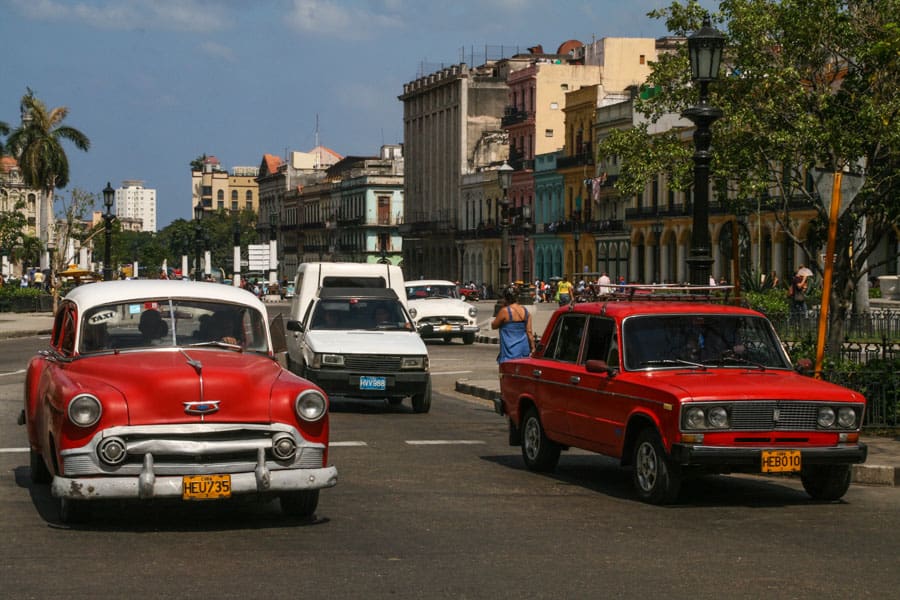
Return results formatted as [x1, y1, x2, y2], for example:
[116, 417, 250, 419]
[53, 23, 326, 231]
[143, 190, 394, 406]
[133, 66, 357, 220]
[405, 440, 486, 445]
[330, 441, 368, 447]
[0, 369, 26, 377]
[431, 370, 473, 376]
[0, 448, 28, 453]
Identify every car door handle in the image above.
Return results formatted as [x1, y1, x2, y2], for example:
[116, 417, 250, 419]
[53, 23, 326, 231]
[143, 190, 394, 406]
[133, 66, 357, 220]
[532, 369, 542, 378]
[569, 376, 581, 384]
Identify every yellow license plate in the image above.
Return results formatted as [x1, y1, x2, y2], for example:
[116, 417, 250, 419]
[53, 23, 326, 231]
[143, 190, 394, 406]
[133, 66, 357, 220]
[761, 450, 801, 473]
[182, 474, 232, 500]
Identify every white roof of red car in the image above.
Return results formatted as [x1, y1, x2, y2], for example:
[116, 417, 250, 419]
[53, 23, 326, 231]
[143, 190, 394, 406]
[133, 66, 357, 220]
[63, 280, 267, 312]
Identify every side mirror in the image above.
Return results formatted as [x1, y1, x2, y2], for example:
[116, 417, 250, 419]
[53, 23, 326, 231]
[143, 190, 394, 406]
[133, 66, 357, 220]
[795, 357, 813, 375]
[286, 319, 304, 333]
[585, 359, 617, 377]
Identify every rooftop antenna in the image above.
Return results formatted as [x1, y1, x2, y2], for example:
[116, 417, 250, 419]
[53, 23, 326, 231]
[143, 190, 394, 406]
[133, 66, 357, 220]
[315, 114, 320, 169]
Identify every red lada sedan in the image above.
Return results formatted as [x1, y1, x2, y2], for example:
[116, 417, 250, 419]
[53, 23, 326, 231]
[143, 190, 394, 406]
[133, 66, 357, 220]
[22, 280, 337, 523]
[497, 292, 867, 504]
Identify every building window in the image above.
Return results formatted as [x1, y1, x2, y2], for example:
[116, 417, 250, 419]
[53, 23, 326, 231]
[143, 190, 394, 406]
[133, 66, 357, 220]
[560, 84, 569, 91]
[545, 129, 553, 137]
[217, 190, 224, 201]
[550, 102, 559, 110]
[639, 54, 646, 64]
[231, 201, 238, 210]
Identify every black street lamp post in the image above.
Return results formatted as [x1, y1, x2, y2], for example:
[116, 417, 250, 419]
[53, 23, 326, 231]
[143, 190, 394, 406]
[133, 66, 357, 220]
[652, 219, 663, 283]
[193, 203, 203, 281]
[497, 161, 513, 288]
[102, 182, 115, 281]
[573, 221, 581, 278]
[521, 204, 532, 299]
[682, 14, 725, 288]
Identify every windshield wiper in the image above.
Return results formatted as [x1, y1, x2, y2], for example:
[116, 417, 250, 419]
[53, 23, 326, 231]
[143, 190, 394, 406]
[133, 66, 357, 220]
[704, 354, 767, 370]
[187, 340, 243, 351]
[640, 359, 706, 370]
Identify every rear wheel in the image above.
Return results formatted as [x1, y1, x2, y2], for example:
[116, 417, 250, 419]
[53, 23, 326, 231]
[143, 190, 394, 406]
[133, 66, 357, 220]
[411, 377, 432, 413]
[30, 448, 51, 484]
[520, 408, 560, 472]
[280, 490, 319, 518]
[632, 428, 681, 504]
[801, 464, 851, 501]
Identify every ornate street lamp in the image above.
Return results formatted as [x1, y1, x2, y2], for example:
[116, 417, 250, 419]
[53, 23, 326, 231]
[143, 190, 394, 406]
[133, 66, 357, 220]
[193, 203, 203, 281]
[269, 211, 278, 285]
[102, 182, 115, 281]
[573, 220, 581, 278]
[232, 218, 242, 287]
[497, 161, 513, 288]
[682, 14, 724, 288]
[521, 203, 533, 304]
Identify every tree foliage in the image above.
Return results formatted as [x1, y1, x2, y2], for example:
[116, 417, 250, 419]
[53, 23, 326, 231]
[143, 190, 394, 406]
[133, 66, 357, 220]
[598, 0, 900, 357]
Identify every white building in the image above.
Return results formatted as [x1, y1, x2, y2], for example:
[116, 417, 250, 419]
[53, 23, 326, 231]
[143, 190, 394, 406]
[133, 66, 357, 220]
[115, 180, 157, 232]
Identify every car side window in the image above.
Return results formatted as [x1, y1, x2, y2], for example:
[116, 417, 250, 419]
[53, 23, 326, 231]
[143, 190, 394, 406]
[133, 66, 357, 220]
[581, 317, 614, 364]
[546, 315, 587, 363]
[59, 308, 77, 357]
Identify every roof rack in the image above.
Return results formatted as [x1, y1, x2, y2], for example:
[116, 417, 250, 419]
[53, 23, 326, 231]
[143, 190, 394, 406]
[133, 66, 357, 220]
[600, 283, 735, 303]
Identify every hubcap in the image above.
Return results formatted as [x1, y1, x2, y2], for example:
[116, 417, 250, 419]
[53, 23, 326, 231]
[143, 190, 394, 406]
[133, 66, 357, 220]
[524, 418, 540, 460]
[636, 441, 658, 492]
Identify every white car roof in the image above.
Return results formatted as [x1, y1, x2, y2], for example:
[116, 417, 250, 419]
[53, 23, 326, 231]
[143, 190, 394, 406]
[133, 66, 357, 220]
[405, 280, 458, 288]
[63, 280, 267, 313]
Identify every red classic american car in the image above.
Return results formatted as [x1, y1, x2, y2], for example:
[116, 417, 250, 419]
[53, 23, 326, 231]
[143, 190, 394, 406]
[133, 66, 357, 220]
[496, 288, 868, 504]
[22, 280, 337, 523]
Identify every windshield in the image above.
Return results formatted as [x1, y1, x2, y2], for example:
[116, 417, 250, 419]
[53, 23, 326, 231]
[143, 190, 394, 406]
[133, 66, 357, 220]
[406, 284, 460, 300]
[310, 297, 411, 331]
[622, 313, 791, 371]
[79, 299, 268, 353]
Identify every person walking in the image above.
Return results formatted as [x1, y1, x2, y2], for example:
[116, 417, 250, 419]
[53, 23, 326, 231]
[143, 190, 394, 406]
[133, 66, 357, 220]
[491, 286, 535, 364]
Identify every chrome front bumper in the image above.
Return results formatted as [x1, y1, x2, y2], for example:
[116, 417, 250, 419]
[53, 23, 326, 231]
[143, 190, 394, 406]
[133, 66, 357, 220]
[51, 448, 338, 500]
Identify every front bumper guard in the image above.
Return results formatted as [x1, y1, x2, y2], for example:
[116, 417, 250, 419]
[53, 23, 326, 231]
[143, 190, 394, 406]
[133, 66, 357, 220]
[669, 442, 868, 467]
[52, 448, 338, 500]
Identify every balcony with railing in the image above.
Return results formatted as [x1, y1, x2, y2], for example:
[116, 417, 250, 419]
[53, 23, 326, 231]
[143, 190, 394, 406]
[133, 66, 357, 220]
[501, 106, 529, 127]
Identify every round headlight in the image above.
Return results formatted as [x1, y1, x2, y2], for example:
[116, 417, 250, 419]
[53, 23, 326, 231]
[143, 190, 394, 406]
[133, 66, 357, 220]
[295, 390, 327, 422]
[708, 406, 729, 429]
[409, 307, 418, 319]
[817, 406, 836, 428]
[837, 407, 857, 429]
[468, 306, 477, 318]
[68, 394, 102, 428]
[684, 407, 705, 429]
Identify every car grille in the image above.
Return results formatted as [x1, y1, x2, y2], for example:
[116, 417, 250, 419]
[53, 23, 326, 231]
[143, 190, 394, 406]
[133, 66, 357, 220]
[419, 316, 468, 326]
[728, 401, 861, 431]
[343, 355, 403, 371]
[61, 425, 325, 476]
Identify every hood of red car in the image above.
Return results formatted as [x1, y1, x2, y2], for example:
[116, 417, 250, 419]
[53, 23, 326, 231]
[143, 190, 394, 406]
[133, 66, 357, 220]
[634, 369, 865, 403]
[69, 350, 283, 425]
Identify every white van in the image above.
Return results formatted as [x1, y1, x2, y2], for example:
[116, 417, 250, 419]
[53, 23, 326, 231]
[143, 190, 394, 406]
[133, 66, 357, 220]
[289, 262, 406, 325]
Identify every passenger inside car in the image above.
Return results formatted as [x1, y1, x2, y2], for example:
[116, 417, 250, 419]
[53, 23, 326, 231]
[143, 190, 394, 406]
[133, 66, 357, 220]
[138, 309, 169, 345]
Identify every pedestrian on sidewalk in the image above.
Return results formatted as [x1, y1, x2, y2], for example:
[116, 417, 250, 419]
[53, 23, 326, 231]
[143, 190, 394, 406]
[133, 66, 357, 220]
[491, 286, 534, 364]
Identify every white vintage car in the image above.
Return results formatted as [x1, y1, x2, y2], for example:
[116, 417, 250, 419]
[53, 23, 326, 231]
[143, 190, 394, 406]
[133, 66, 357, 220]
[405, 280, 479, 345]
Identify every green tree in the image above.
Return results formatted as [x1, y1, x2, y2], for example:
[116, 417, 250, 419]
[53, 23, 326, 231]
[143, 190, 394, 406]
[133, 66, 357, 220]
[0, 120, 9, 155]
[598, 0, 900, 359]
[6, 89, 91, 222]
[190, 154, 208, 172]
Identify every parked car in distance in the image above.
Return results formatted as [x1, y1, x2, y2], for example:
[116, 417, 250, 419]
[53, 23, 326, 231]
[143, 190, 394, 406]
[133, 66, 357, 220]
[22, 280, 337, 523]
[285, 287, 432, 413]
[405, 280, 479, 345]
[496, 286, 868, 504]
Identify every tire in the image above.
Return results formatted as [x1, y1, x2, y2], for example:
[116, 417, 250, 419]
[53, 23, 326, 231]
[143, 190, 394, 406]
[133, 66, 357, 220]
[443, 336, 452, 344]
[462, 333, 475, 345]
[280, 490, 319, 518]
[58, 497, 88, 524]
[632, 428, 681, 504]
[411, 377, 432, 413]
[801, 464, 851, 501]
[520, 407, 560, 472]
[30, 448, 51, 485]
[387, 397, 404, 406]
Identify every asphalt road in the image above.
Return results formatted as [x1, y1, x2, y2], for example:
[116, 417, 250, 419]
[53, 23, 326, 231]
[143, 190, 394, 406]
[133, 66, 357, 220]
[1, 329, 899, 599]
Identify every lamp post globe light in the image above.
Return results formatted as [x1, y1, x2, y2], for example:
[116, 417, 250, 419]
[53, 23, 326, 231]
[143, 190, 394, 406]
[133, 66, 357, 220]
[193, 203, 204, 281]
[682, 14, 724, 288]
[102, 182, 116, 281]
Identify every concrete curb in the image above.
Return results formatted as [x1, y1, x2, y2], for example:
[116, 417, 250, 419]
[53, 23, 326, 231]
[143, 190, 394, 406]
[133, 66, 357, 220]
[454, 379, 898, 487]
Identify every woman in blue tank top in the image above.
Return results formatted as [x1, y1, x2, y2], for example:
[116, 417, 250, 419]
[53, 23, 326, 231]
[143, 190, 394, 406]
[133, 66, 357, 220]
[491, 286, 535, 364]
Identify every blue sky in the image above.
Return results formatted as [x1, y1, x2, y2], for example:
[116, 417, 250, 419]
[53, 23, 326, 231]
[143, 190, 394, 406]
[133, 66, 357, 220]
[1, 0, 681, 228]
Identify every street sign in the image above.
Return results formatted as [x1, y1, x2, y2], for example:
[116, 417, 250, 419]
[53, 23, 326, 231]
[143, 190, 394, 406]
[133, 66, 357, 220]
[248, 244, 270, 271]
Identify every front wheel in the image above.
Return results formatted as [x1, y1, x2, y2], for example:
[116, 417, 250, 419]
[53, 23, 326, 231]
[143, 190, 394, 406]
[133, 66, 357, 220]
[30, 448, 51, 484]
[280, 490, 319, 518]
[58, 497, 88, 524]
[411, 377, 432, 413]
[520, 408, 560, 472]
[462, 333, 475, 345]
[632, 428, 681, 504]
[801, 464, 851, 501]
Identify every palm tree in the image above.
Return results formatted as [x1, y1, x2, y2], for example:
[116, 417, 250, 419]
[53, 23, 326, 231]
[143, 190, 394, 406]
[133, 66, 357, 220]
[0, 120, 9, 155]
[6, 88, 90, 223]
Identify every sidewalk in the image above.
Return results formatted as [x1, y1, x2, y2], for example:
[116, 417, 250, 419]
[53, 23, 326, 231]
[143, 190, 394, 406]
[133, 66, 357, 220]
[3, 307, 896, 487]
[462, 300, 899, 487]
